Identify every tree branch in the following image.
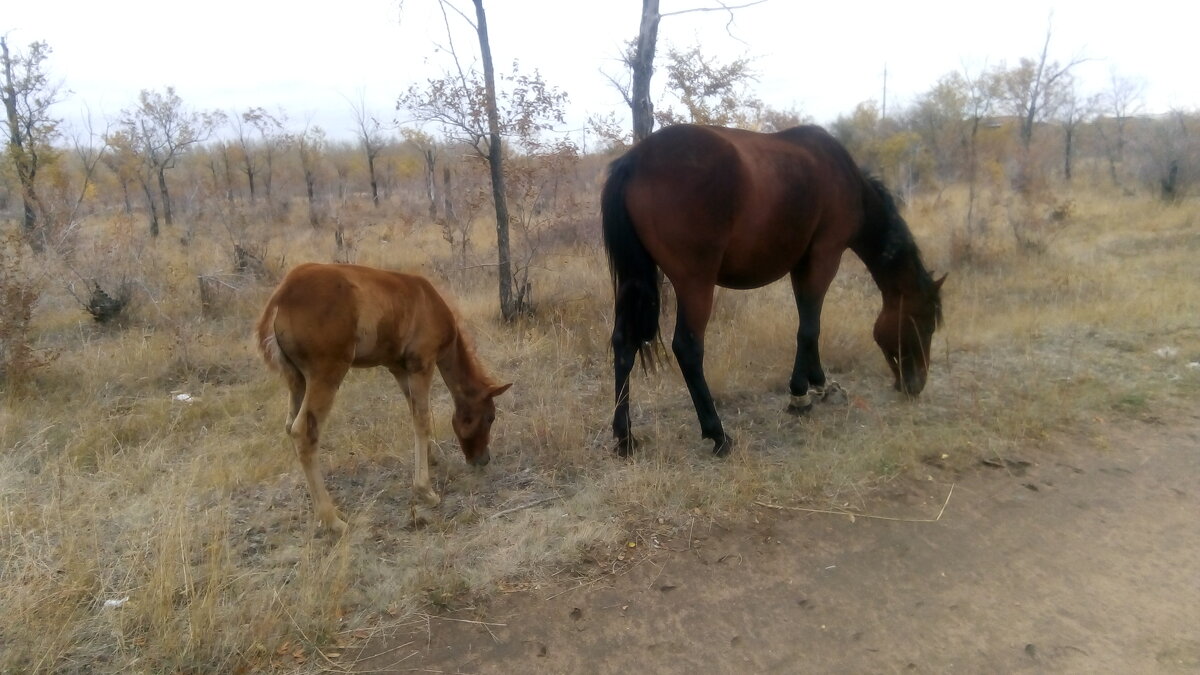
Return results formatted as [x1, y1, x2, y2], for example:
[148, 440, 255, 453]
[660, 0, 768, 42]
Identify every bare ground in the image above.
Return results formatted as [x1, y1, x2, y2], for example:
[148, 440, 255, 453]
[352, 414, 1200, 673]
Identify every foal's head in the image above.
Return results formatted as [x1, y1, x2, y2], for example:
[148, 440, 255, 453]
[874, 274, 945, 396]
[451, 382, 513, 466]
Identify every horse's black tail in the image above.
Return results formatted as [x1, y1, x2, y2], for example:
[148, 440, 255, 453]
[601, 153, 661, 368]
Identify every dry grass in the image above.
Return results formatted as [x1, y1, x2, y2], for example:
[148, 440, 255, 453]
[2, 182, 1197, 671]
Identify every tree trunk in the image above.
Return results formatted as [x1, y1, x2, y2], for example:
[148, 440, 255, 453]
[142, 177, 160, 237]
[120, 178, 132, 215]
[442, 165, 456, 225]
[305, 169, 318, 227]
[2, 39, 40, 247]
[244, 157, 257, 204]
[473, 0, 519, 319]
[1063, 125, 1074, 181]
[368, 152, 380, 207]
[424, 148, 437, 221]
[157, 166, 173, 226]
[631, 0, 661, 142]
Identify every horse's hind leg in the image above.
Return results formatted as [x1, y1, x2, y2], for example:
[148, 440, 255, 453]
[673, 286, 732, 457]
[611, 310, 640, 457]
[289, 365, 350, 535]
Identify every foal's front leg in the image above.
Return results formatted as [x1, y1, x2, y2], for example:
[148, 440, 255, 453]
[393, 367, 440, 521]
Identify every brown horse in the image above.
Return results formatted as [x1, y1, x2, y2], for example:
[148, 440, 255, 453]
[602, 124, 944, 457]
[256, 263, 511, 533]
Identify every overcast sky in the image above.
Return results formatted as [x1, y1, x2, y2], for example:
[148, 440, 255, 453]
[5, 0, 1197, 146]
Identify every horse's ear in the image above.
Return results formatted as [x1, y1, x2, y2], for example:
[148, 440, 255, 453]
[934, 273, 948, 291]
[487, 382, 513, 399]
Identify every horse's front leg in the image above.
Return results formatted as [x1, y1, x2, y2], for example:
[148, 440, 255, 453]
[673, 296, 732, 457]
[787, 295, 827, 415]
[788, 259, 847, 414]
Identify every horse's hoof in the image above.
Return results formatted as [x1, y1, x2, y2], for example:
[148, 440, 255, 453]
[712, 435, 733, 457]
[786, 401, 814, 416]
[614, 436, 639, 458]
[328, 517, 349, 537]
[818, 381, 848, 405]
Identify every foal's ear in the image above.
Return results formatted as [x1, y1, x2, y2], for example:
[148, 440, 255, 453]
[933, 273, 948, 291]
[487, 382, 513, 399]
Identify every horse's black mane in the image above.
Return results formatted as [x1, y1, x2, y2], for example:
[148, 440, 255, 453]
[858, 175, 943, 325]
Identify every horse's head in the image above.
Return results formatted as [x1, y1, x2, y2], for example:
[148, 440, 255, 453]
[874, 274, 945, 396]
[452, 382, 513, 466]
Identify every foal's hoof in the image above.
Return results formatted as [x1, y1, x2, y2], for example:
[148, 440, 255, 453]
[409, 504, 434, 529]
[415, 487, 441, 508]
[326, 517, 349, 537]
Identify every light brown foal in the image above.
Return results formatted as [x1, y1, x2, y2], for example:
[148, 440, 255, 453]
[256, 262, 511, 533]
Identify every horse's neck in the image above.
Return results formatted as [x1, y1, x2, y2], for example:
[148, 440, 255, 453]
[850, 221, 922, 300]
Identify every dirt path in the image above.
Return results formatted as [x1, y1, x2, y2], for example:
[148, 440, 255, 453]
[358, 416, 1200, 673]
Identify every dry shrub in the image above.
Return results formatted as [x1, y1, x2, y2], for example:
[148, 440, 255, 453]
[0, 230, 53, 384]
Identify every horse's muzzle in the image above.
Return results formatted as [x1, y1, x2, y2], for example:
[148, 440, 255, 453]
[895, 373, 926, 397]
[468, 452, 491, 467]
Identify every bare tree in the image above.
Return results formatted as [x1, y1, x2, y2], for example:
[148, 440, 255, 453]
[399, 0, 570, 319]
[115, 87, 220, 234]
[960, 64, 1000, 240]
[654, 44, 760, 127]
[1099, 71, 1144, 186]
[998, 21, 1086, 152]
[614, 0, 767, 142]
[402, 128, 440, 221]
[1, 37, 63, 249]
[1056, 79, 1097, 182]
[1141, 109, 1198, 202]
[297, 123, 326, 227]
[348, 92, 386, 208]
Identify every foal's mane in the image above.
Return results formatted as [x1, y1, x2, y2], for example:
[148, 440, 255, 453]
[439, 292, 500, 390]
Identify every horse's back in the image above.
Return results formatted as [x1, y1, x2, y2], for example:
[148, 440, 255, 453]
[618, 124, 865, 289]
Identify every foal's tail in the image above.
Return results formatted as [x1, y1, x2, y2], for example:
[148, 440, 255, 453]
[601, 153, 661, 368]
[255, 303, 285, 372]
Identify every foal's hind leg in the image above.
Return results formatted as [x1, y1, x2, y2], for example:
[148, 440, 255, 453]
[289, 365, 350, 535]
[673, 287, 732, 457]
[282, 365, 305, 433]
